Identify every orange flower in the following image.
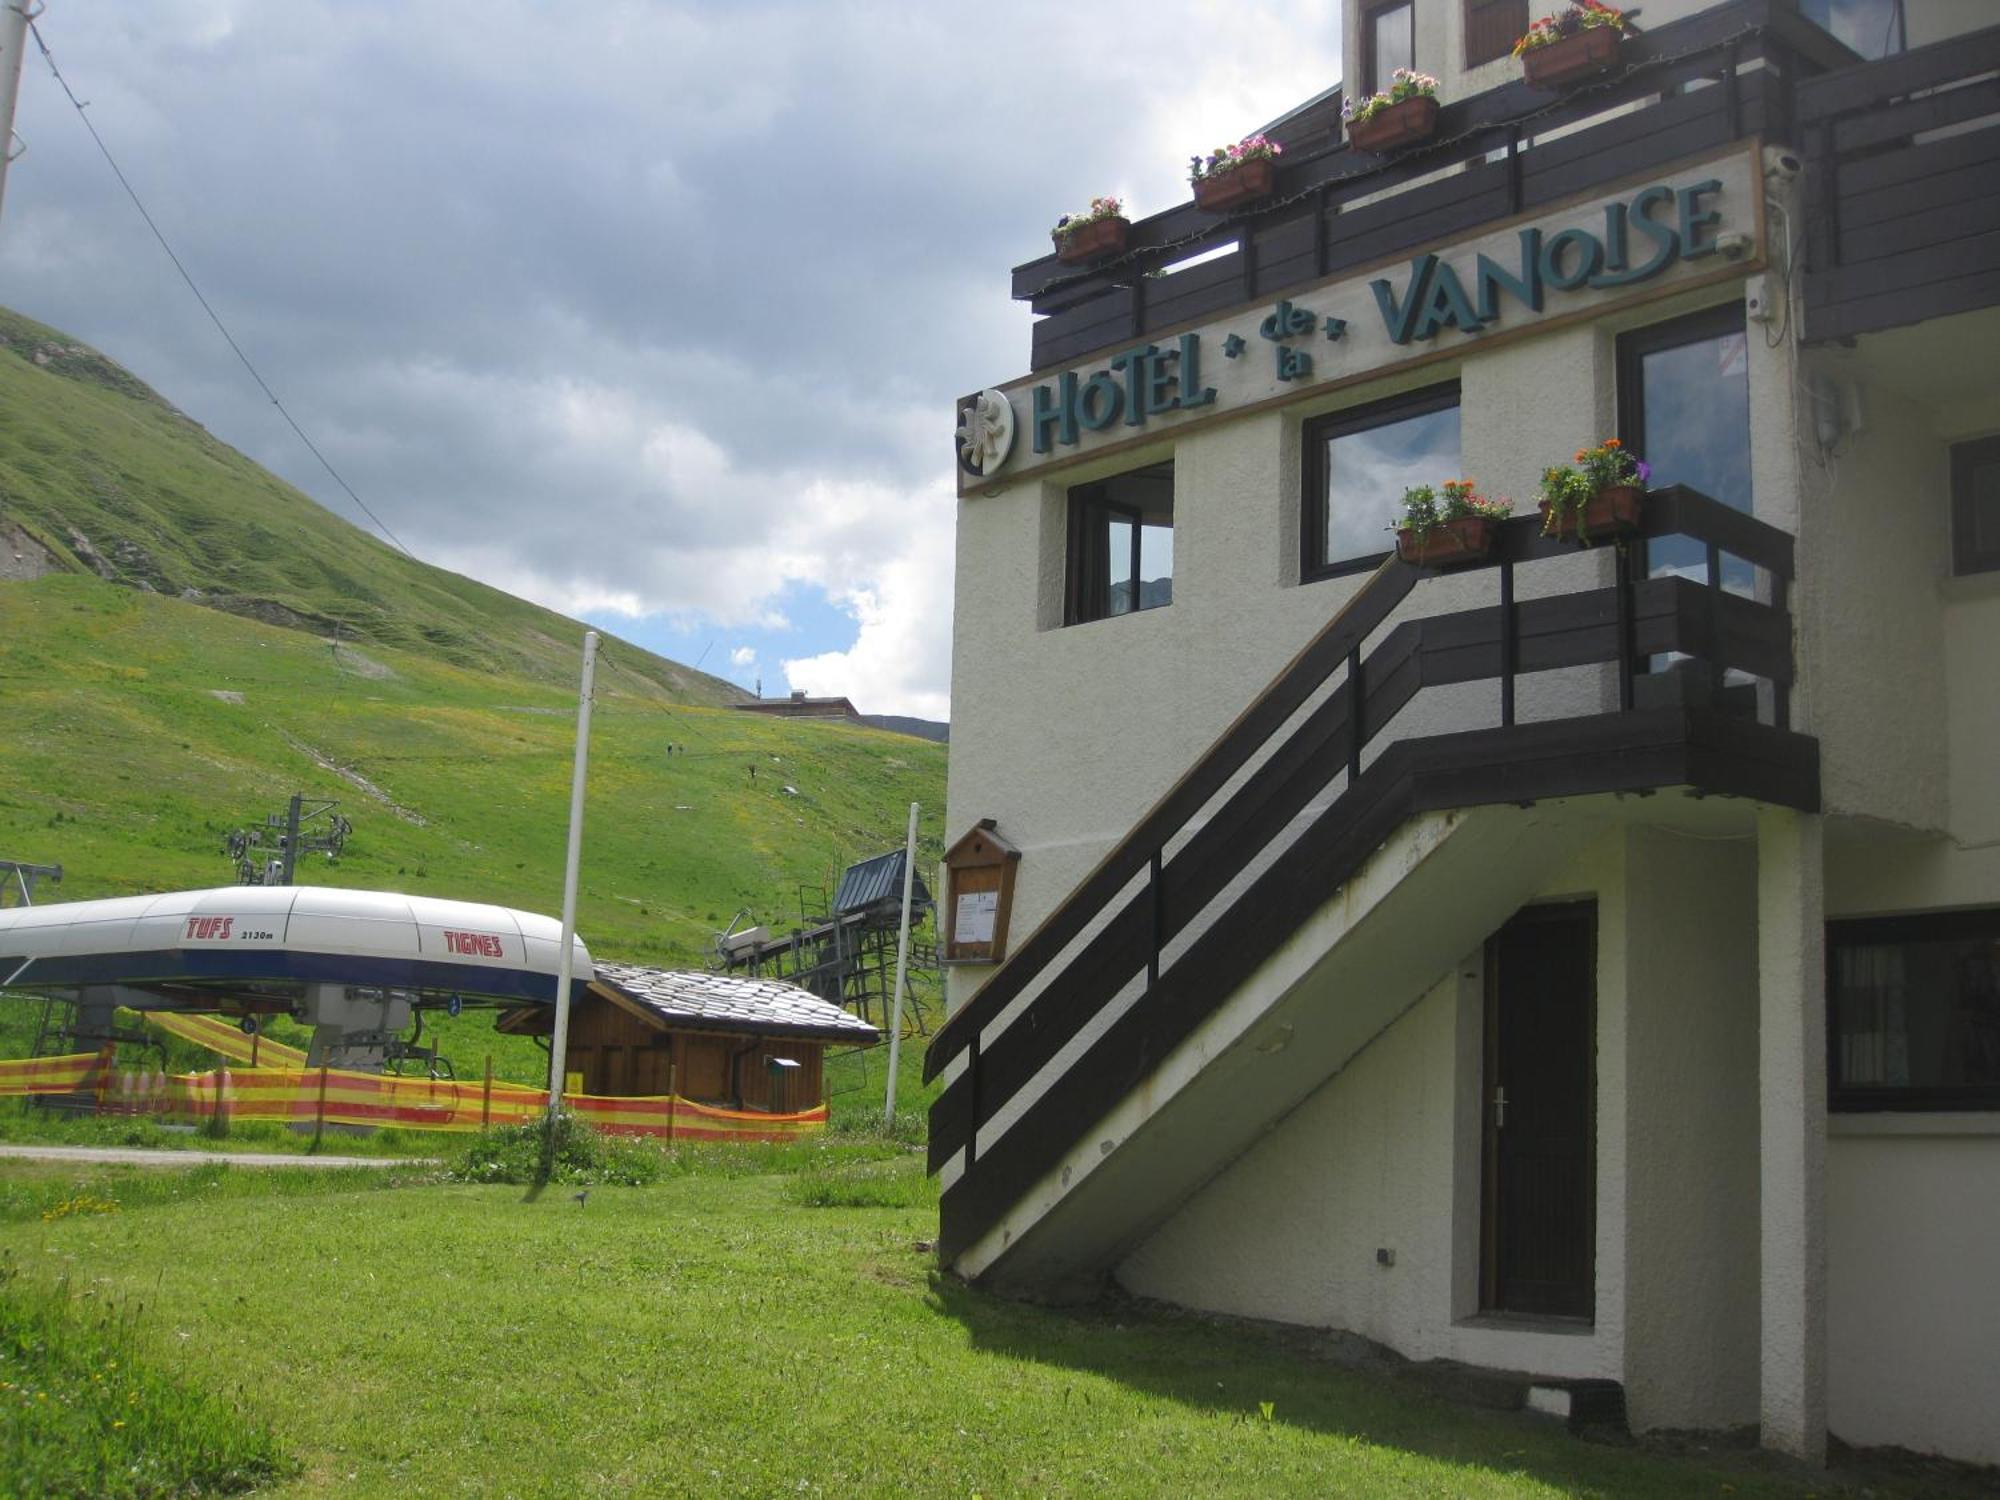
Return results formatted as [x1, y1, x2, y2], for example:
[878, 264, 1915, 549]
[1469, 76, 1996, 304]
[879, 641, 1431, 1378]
[1603, 437, 1622, 448]
[1574, 449, 1588, 462]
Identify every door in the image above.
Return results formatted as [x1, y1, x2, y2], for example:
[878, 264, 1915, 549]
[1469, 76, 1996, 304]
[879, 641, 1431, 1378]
[1482, 902, 1596, 1319]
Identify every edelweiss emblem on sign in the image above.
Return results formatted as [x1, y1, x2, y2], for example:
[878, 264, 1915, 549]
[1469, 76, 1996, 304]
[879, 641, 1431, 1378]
[955, 389, 1015, 477]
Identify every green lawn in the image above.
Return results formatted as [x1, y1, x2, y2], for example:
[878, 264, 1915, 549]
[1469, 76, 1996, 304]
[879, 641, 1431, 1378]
[0, 1152, 1928, 1499]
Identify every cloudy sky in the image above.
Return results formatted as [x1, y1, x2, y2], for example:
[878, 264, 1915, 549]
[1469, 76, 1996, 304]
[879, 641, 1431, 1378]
[3, 1, 1340, 718]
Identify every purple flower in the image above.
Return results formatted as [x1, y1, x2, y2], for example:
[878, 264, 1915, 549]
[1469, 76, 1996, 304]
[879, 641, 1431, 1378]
[1634, 460, 1652, 483]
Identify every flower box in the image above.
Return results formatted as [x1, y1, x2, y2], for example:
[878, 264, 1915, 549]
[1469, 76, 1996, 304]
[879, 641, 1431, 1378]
[1192, 155, 1276, 212]
[1396, 514, 1498, 567]
[1538, 483, 1644, 542]
[1054, 215, 1130, 265]
[1346, 95, 1440, 154]
[1521, 25, 1623, 88]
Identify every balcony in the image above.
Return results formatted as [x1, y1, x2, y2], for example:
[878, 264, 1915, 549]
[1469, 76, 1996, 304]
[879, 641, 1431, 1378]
[926, 490, 1815, 1281]
[1798, 25, 2000, 342]
[1012, 0, 1870, 373]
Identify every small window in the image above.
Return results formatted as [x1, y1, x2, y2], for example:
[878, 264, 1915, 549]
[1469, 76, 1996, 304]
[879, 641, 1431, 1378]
[1797, 0, 1905, 60]
[1066, 461, 1174, 625]
[1829, 911, 2000, 1112]
[1362, 0, 1416, 97]
[1952, 436, 2000, 577]
[1302, 384, 1460, 582]
[1466, 0, 1528, 67]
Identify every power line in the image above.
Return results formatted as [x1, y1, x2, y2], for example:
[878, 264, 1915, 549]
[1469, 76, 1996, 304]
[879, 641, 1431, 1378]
[25, 17, 416, 560]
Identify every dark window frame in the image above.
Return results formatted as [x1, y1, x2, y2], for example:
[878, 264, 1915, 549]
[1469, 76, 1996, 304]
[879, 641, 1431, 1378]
[1951, 435, 2000, 577]
[1361, 0, 1416, 98]
[1616, 301, 1750, 581]
[1465, 0, 1529, 68]
[1827, 909, 2000, 1113]
[1064, 463, 1174, 626]
[1301, 381, 1461, 585]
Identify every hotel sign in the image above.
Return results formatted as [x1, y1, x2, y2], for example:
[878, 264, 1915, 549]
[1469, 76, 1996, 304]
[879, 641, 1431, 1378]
[957, 147, 1764, 491]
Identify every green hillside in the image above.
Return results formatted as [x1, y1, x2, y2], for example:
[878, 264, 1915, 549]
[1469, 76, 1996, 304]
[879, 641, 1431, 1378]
[0, 308, 948, 1088]
[0, 305, 742, 702]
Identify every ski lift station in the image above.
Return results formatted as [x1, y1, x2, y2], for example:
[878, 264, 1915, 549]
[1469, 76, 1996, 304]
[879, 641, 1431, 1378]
[0, 884, 874, 1109]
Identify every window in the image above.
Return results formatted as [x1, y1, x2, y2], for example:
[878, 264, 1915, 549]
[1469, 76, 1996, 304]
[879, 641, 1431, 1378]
[1798, 0, 1905, 61]
[1617, 304, 1753, 594]
[1303, 384, 1460, 582]
[1952, 436, 2000, 577]
[1362, 0, 1415, 97]
[1829, 911, 2000, 1111]
[1066, 461, 1173, 624]
[1465, 0, 1528, 68]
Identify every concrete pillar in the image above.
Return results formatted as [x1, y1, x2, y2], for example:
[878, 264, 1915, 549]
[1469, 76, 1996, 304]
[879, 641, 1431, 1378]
[1756, 807, 1827, 1461]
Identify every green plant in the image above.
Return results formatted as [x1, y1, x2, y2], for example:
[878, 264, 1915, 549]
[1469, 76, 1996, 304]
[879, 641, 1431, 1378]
[1051, 196, 1125, 243]
[450, 1111, 667, 1187]
[1513, 0, 1634, 55]
[1396, 479, 1512, 541]
[1537, 439, 1650, 537]
[1344, 68, 1440, 126]
[1189, 133, 1282, 183]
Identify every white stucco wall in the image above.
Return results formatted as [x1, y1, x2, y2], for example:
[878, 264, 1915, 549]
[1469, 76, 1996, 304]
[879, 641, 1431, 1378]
[1827, 1118, 2000, 1465]
[1619, 827, 1762, 1431]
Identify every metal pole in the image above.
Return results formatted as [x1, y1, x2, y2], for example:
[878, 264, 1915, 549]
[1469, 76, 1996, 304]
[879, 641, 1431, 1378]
[281, 794, 302, 885]
[883, 801, 919, 1127]
[0, 3, 33, 229]
[547, 630, 598, 1118]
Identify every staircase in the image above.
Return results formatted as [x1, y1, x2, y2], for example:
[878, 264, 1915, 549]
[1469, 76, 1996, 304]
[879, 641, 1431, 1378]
[925, 488, 1817, 1290]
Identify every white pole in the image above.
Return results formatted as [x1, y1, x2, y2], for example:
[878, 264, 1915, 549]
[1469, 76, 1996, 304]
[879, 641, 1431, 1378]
[0, 3, 34, 228]
[883, 800, 919, 1127]
[547, 629, 598, 1117]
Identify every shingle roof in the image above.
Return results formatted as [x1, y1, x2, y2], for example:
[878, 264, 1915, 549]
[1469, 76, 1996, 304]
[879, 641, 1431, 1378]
[591, 962, 879, 1042]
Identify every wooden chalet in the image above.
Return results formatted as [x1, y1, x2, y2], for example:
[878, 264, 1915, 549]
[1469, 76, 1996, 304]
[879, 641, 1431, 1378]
[500, 962, 878, 1110]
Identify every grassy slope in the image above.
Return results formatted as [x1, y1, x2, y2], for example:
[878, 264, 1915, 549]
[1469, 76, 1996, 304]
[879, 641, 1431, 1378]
[1, 1158, 1951, 1500]
[0, 573, 947, 1083]
[0, 304, 741, 703]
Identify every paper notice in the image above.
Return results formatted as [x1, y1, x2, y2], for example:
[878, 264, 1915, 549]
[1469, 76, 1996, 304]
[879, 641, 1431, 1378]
[955, 889, 999, 945]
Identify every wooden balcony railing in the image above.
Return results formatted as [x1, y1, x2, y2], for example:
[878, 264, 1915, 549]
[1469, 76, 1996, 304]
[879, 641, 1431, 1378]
[1014, 0, 1859, 372]
[1798, 23, 2000, 342]
[925, 488, 1816, 1266]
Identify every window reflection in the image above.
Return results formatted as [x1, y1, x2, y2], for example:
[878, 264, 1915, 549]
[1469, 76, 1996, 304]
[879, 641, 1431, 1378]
[1624, 313, 1753, 596]
[1798, 0, 1904, 60]
[1311, 394, 1461, 576]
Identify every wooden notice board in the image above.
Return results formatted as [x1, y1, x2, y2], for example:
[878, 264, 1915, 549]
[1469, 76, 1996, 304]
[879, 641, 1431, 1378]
[942, 818, 1021, 964]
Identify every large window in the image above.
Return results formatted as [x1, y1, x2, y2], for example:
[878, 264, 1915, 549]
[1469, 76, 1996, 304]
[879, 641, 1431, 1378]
[1303, 384, 1460, 582]
[1362, 0, 1415, 97]
[1952, 436, 2000, 577]
[1065, 461, 1174, 625]
[1465, 0, 1528, 67]
[1798, 0, 1905, 60]
[1829, 911, 2000, 1112]
[1618, 304, 1753, 594]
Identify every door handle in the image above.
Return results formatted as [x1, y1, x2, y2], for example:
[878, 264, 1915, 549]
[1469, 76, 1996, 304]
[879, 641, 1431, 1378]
[1493, 1086, 1507, 1129]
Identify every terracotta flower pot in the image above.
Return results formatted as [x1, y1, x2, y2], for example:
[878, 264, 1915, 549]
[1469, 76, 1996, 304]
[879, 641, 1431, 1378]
[1539, 484, 1644, 542]
[1192, 155, 1276, 212]
[1054, 215, 1130, 265]
[1346, 95, 1440, 153]
[1520, 25, 1623, 88]
[1396, 514, 1499, 567]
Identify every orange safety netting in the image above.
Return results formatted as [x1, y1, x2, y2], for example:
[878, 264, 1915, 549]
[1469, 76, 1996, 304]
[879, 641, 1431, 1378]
[141, 1011, 310, 1069]
[0, 1051, 104, 1097]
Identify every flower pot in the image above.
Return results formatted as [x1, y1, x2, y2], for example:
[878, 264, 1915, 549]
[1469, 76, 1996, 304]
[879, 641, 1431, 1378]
[1346, 95, 1440, 154]
[1054, 215, 1130, 265]
[1520, 25, 1623, 88]
[1192, 155, 1276, 212]
[1539, 483, 1644, 542]
[1396, 514, 1498, 567]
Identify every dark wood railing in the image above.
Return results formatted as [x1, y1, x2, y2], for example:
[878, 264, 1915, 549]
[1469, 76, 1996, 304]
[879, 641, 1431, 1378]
[1798, 23, 2000, 342]
[1015, 0, 1858, 372]
[926, 488, 1816, 1264]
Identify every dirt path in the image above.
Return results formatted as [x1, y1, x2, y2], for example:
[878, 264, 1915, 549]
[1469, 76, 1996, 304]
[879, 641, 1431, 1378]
[0, 1144, 432, 1169]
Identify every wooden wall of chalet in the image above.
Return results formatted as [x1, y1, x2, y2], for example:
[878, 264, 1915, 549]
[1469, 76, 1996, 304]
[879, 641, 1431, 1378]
[561, 999, 826, 1109]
